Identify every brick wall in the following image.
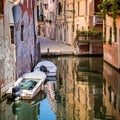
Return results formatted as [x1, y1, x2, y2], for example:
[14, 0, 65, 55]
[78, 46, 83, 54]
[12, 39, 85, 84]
[104, 15, 120, 69]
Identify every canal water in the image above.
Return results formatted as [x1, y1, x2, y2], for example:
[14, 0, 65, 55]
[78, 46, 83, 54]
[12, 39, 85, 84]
[0, 56, 120, 120]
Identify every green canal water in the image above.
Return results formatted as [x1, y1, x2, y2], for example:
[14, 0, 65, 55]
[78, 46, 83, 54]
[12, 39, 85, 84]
[0, 56, 120, 120]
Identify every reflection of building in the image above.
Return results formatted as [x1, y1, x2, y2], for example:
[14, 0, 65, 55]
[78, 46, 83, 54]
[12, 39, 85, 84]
[74, 57, 103, 120]
[56, 57, 77, 120]
[12, 101, 40, 120]
[103, 62, 120, 120]
[45, 81, 57, 113]
[56, 57, 105, 120]
[0, 99, 15, 120]
[0, 91, 46, 120]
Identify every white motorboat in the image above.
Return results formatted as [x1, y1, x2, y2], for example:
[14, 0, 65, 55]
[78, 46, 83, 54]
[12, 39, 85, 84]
[7, 71, 46, 100]
[34, 60, 57, 77]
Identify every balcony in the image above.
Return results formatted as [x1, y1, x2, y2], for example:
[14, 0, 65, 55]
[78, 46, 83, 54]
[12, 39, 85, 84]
[93, 15, 103, 26]
[76, 30, 103, 43]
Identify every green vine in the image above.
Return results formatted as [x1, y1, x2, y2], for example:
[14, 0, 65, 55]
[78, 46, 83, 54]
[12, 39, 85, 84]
[103, 0, 107, 44]
[98, 0, 107, 43]
[98, 0, 119, 44]
[112, 0, 118, 41]
[76, 28, 102, 36]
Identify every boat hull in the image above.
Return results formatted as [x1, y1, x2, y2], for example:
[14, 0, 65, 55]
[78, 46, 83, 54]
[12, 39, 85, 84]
[34, 60, 57, 77]
[6, 71, 46, 100]
[21, 84, 43, 99]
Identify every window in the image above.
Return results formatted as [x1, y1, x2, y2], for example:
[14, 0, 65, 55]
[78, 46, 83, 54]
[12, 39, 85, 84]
[110, 27, 112, 38]
[114, 28, 117, 42]
[37, 6, 39, 21]
[94, 0, 101, 13]
[58, 2, 62, 15]
[109, 27, 112, 43]
[0, 0, 3, 14]
[10, 26, 14, 44]
[84, 0, 87, 15]
[21, 25, 24, 41]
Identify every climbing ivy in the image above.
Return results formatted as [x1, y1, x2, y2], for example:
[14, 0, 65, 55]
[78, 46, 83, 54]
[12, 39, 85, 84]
[98, 0, 119, 44]
[98, 0, 107, 43]
[112, 0, 118, 41]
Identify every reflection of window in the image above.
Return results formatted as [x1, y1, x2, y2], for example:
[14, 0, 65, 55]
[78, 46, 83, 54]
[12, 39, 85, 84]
[21, 25, 24, 41]
[10, 26, 14, 44]
[0, 0, 3, 14]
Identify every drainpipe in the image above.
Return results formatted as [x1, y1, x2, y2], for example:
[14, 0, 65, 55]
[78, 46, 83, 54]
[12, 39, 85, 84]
[116, 29, 120, 71]
[73, 0, 75, 32]
[32, 0, 37, 65]
[64, 0, 66, 43]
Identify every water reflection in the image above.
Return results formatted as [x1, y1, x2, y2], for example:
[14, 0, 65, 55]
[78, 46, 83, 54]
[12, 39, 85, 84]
[0, 56, 120, 120]
[12, 91, 46, 120]
[56, 57, 104, 120]
[39, 98, 56, 120]
[12, 101, 40, 120]
[0, 90, 46, 120]
[103, 62, 120, 120]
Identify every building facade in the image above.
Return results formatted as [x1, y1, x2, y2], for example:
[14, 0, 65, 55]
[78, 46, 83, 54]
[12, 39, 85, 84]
[40, 0, 56, 39]
[55, 0, 103, 48]
[103, 0, 120, 70]
[74, 0, 103, 54]
[0, 0, 39, 100]
[0, 0, 16, 99]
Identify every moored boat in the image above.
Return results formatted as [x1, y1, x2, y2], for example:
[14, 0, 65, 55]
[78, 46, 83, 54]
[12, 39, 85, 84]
[7, 71, 46, 100]
[34, 60, 57, 77]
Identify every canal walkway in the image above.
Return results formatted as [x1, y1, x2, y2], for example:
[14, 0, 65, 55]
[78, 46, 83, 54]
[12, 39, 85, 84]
[39, 36, 76, 56]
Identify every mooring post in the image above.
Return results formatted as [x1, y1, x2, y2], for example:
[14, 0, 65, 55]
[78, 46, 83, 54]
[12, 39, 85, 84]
[47, 48, 49, 55]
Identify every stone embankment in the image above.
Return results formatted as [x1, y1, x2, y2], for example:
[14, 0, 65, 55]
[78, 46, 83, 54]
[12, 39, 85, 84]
[39, 36, 76, 56]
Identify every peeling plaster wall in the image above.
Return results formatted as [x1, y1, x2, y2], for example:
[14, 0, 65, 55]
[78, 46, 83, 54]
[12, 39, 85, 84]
[12, 0, 38, 77]
[0, 0, 38, 97]
[0, 1, 16, 96]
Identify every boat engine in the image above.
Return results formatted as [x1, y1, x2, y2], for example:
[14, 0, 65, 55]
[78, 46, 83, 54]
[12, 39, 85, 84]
[12, 86, 21, 101]
[40, 65, 48, 73]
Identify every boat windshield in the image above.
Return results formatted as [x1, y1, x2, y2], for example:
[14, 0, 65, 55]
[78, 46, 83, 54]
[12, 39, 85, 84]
[20, 80, 37, 90]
